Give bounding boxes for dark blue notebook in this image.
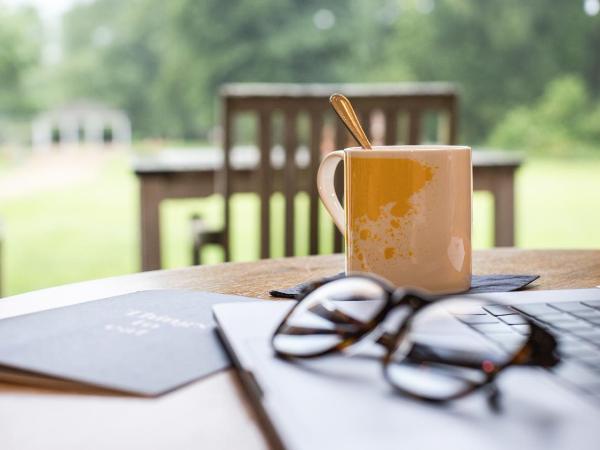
[0,290,255,396]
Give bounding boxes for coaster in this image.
[269,273,540,299]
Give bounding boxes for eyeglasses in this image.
[271,274,560,408]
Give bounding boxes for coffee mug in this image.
[317,145,472,294]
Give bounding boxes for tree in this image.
[52,0,600,144]
[56,0,360,138]
[369,0,598,143]
[0,4,42,117]
[57,0,167,137]
[156,0,358,137]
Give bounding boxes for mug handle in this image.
[317,150,345,234]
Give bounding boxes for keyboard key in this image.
[447,305,487,315]
[563,345,600,359]
[497,336,527,351]
[585,362,600,372]
[551,321,594,332]
[559,339,598,354]
[587,317,600,326]
[513,303,558,316]
[578,354,600,367]
[582,300,600,309]
[582,382,600,396]
[551,328,574,339]
[573,310,600,320]
[499,314,529,325]
[589,392,600,406]
[456,314,498,324]
[556,334,581,343]
[483,305,515,316]
[537,313,579,324]
[549,301,593,313]
[484,332,527,349]
[533,321,557,332]
[471,323,515,334]
[553,361,600,389]
[512,324,531,335]
[573,329,600,342]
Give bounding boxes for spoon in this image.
[329,93,372,150]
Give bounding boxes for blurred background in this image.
[1,0,599,296]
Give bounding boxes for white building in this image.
[31,100,131,151]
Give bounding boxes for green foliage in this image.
[489,76,600,155]
[0,4,42,117]
[53,0,167,136]
[4,0,600,149]
[371,0,599,143]
[54,0,358,138]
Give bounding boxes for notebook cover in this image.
[0,289,256,396]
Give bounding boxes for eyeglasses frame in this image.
[271,273,559,405]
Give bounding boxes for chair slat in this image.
[408,108,422,144]
[448,97,459,145]
[258,109,272,259]
[309,109,323,255]
[384,108,397,145]
[283,109,298,257]
[359,108,371,140]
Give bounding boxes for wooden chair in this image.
[191,82,458,264]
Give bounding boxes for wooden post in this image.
[493,167,516,247]
[140,175,163,271]
[222,98,233,261]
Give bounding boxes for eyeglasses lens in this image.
[272,277,388,357]
[384,297,531,400]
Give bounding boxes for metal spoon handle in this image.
[329,93,372,150]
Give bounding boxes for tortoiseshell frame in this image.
[271,274,560,406]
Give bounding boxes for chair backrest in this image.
[220,82,458,260]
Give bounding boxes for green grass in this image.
[515,159,600,247]
[0,156,138,294]
[1,154,599,296]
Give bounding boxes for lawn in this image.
[0,152,599,296]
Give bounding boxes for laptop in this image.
[214,288,600,450]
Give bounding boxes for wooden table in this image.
[133,148,523,271]
[1,249,599,450]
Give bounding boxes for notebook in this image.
[0,289,255,396]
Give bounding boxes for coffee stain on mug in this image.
[384,247,396,259]
[347,157,435,271]
[349,158,434,222]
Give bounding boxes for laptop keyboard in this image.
[459,299,600,404]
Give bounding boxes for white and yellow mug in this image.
[317,145,472,294]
